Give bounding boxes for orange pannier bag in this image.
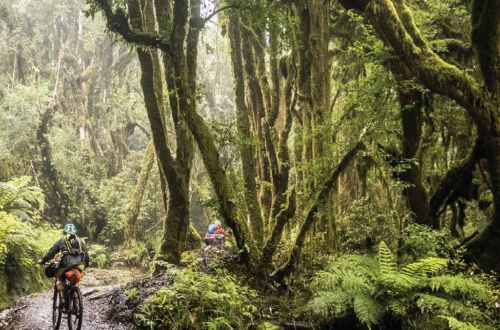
[65,268,83,283]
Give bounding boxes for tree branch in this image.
[271,141,366,283]
[359,0,491,133]
[202,4,245,26]
[429,138,485,227]
[94,0,170,52]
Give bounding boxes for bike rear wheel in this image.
[52,286,62,330]
[67,287,83,330]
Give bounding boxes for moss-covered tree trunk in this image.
[36,106,70,223]
[128,0,192,265]
[228,11,265,244]
[390,61,430,226]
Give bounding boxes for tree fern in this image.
[307,241,496,329]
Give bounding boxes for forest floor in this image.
[0,267,143,330]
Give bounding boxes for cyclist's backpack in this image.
[60,237,85,268]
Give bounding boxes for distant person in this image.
[203,222,230,246]
[39,224,90,295]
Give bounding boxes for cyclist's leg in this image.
[54,267,67,306]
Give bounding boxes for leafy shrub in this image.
[88,244,110,268]
[399,224,459,264]
[337,197,400,254]
[0,177,61,307]
[136,266,257,329]
[118,240,150,267]
[0,211,60,308]
[0,176,43,221]
[306,242,498,329]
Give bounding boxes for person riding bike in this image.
[39,224,90,297]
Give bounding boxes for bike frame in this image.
[52,270,83,330]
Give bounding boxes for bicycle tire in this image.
[67,287,83,330]
[52,286,62,330]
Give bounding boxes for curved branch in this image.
[271,141,366,283]
[429,138,485,227]
[94,0,170,52]
[202,4,245,25]
[361,0,491,133]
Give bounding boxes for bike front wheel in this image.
[52,286,62,330]
[67,287,83,330]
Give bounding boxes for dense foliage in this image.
[307,242,499,329]
[0,178,60,308]
[136,265,257,330]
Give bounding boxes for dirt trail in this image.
[0,268,140,330]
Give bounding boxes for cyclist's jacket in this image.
[41,235,90,269]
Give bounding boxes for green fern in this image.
[341,272,377,296]
[0,177,43,221]
[401,257,448,278]
[353,295,384,329]
[429,275,489,302]
[378,241,397,275]
[440,316,478,330]
[307,241,497,329]
[307,291,352,318]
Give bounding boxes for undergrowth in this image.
[135,264,258,330]
[0,211,60,308]
[0,177,60,308]
[306,241,499,329]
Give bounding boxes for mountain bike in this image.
[48,264,83,330]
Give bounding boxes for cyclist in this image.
[203,222,230,246]
[39,224,90,297]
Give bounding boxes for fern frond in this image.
[380,272,419,294]
[313,271,342,291]
[429,275,489,302]
[378,241,397,275]
[307,291,352,318]
[341,272,377,296]
[326,255,379,279]
[353,295,384,329]
[439,316,478,330]
[415,293,450,314]
[386,298,411,317]
[415,293,485,322]
[401,257,448,278]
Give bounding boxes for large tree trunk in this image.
[391,61,430,226]
[128,0,191,265]
[228,11,265,244]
